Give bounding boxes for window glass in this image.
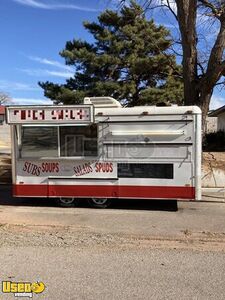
[118,163,173,179]
[60,125,98,157]
[21,126,58,157]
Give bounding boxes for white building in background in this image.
[0,105,11,153]
[208,105,225,132]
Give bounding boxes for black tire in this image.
[166,200,178,211]
[55,197,79,208]
[88,198,111,208]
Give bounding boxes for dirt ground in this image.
[203,152,225,171]
[0,222,225,253]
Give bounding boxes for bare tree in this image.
[119,0,225,132]
[0,92,12,105]
[175,0,225,131]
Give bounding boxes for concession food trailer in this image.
[6,97,202,207]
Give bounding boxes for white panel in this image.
[16,162,193,187]
[101,121,194,143]
[16,159,117,181]
[106,145,190,159]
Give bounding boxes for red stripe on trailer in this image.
[13,184,48,197]
[13,184,195,199]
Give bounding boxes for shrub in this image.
[203,130,225,151]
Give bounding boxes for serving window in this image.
[60,125,97,157]
[21,126,58,158]
[20,124,98,158]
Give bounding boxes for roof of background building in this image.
[208,105,225,117]
[0,106,5,115]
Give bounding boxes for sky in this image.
[0,0,224,109]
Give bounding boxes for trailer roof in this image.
[6,105,201,119]
[95,105,201,115]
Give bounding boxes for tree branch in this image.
[165,0,178,21]
[198,0,225,20]
[202,20,225,89]
[198,0,219,15]
[221,60,225,69]
[215,80,225,86]
[197,61,205,75]
[0,92,11,104]
[170,46,183,57]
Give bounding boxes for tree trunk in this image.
[175,0,199,106]
[199,90,212,134]
[175,1,225,133]
[198,18,225,132]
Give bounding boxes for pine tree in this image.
[39,1,183,106]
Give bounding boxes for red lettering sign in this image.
[7,106,93,124]
[23,162,59,177]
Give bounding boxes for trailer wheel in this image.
[56,197,78,207]
[88,198,111,208]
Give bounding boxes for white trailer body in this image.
[6,98,202,201]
